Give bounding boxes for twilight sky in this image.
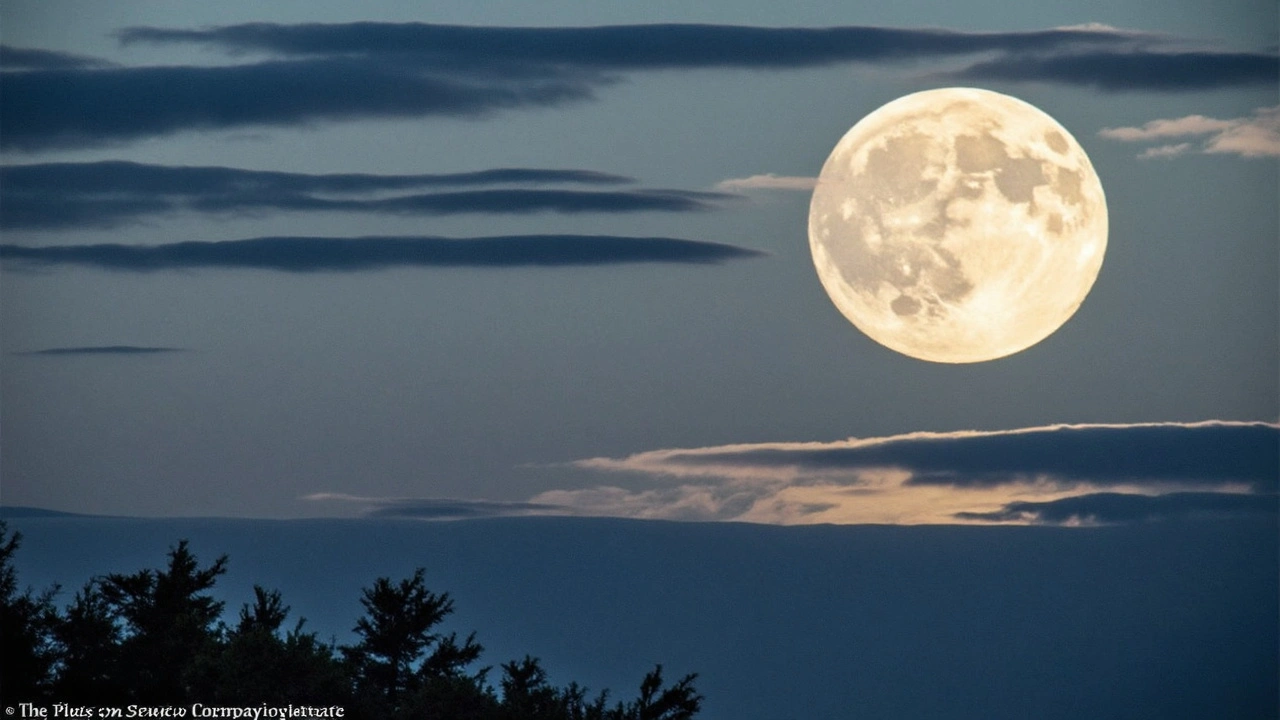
[1,0,1276,524]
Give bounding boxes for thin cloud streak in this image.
[0,162,729,229]
[3,23,1268,150]
[0,234,767,272]
[12,345,184,356]
[1101,106,1280,158]
[714,174,817,192]
[303,493,567,520]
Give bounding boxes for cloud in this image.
[12,345,184,355]
[537,421,1279,525]
[4,22,1263,150]
[0,234,766,272]
[1136,143,1193,159]
[0,161,728,230]
[1100,106,1280,158]
[574,421,1279,491]
[0,57,597,151]
[117,22,1138,68]
[714,174,817,192]
[1099,115,1236,141]
[303,493,566,520]
[955,491,1278,525]
[0,45,112,70]
[951,49,1279,91]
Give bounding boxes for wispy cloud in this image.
[3,23,1268,150]
[303,493,567,520]
[12,345,184,355]
[714,174,817,192]
[1136,143,1194,160]
[1100,106,1280,158]
[0,161,730,230]
[533,421,1278,525]
[0,234,766,272]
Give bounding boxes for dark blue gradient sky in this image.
[0,1,1275,522]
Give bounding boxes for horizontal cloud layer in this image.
[540,421,1279,525]
[4,22,1272,149]
[12,345,184,355]
[576,421,1279,491]
[118,22,1133,68]
[950,49,1278,91]
[0,45,112,70]
[0,234,765,272]
[304,493,566,520]
[955,491,1278,524]
[0,161,727,230]
[1100,105,1280,158]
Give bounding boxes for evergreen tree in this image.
[344,568,488,716]
[52,581,124,703]
[0,522,59,703]
[189,586,350,705]
[0,533,703,719]
[96,540,228,703]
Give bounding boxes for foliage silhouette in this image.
[0,522,702,719]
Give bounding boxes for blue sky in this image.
[1,0,1276,522]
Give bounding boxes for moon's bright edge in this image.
[808,87,1107,363]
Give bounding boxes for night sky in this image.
[1,1,1276,524]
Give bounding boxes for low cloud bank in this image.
[305,421,1278,527]
[546,421,1278,525]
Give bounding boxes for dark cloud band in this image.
[0,45,112,70]
[952,50,1279,91]
[0,234,765,272]
[304,493,566,520]
[13,345,183,356]
[956,491,1279,525]
[4,23,1270,150]
[677,422,1279,491]
[117,23,1133,69]
[0,161,724,230]
[0,57,594,151]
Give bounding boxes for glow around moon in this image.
[808,87,1107,363]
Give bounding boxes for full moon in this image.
[808,87,1107,363]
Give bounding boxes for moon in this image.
[808,87,1107,363]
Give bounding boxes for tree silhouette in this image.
[52,581,124,703]
[0,531,702,718]
[96,540,228,702]
[190,586,350,704]
[0,522,59,703]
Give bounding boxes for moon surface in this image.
[808,87,1107,363]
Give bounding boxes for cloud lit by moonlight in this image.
[809,87,1108,363]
